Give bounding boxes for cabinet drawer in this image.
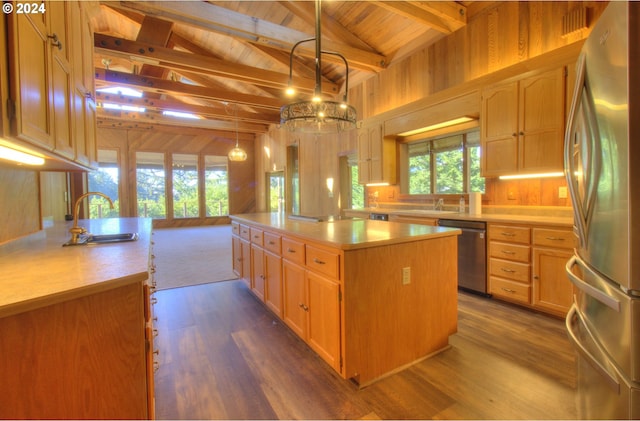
[490,276,531,304]
[239,224,251,241]
[250,227,264,246]
[263,232,281,255]
[231,221,240,236]
[490,241,530,263]
[488,225,530,244]
[489,258,530,283]
[282,237,305,265]
[533,228,574,249]
[306,245,340,280]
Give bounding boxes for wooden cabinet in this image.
[389,214,438,226]
[488,222,574,317]
[532,228,575,315]
[251,244,265,300]
[6,0,97,169]
[481,68,565,177]
[357,121,396,185]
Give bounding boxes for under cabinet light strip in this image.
[0,142,45,166]
[498,172,564,180]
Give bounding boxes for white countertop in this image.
[0,218,152,318]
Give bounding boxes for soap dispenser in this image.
[459,196,465,213]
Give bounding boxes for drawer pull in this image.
[253,235,260,239]
[299,303,309,311]
[501,250,516,255]
[501,267,516,273]
[501,287,516,293]
[313,258,326,265]
[500,232,516,237]
[545,236,565,241]
[287,248,296,253]
[268,241,276,245]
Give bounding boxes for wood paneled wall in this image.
[97,126,256,228]
[256,1,606,214]
[0,165,40,244]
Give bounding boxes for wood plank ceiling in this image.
[91,1,479,136]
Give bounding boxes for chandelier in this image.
[227,103,247,162]
[280,0,357,133]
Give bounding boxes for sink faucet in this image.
[434,198,444,211]
[68,192,114,245]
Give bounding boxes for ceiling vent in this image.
[562,7,589,37]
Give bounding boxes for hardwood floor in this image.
[154,281,577,420]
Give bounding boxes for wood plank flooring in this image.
[153,281,577,420]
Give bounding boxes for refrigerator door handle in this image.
[566,255,621,311]
[566,305,620,393]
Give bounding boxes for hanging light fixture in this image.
[280,0,357,133]
[228,103,247,162]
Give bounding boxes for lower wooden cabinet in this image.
[306,271,341,372]
[488,222,575,317]
[282,259,307,338]
[264,250,283,317]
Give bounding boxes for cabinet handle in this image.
[501,287,516,293]
[287,248,296,253]
[545,236,565,241]
[501,250,516,255]
[268,241,275,245]
[533,275,539,280]
[512,132,517,137]
[47,34,63,50]
[298,303,309,311]
[519,131,524,136]
[500,232,516,237]
[253,235,260,239]
[501,267,516,273]
[313,258,326,265]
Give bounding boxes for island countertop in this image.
[230,212,461,250]
[0,217,152,318]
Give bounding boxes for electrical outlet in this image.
[402,267,411,285]
[507,189,516,200]
[559,186,568,199]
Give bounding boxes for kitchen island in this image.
[230,213,460,387]
[0,218,155,419]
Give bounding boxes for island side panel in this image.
[343,235,458,386]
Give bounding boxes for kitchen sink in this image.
[63,232,139,246]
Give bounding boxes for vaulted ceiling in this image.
[91,1,490,135]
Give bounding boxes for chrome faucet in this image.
[434,198,444,211]
[68,192,114,245]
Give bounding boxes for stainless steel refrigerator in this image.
[564,1,640,419]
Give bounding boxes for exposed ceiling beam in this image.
[95,92,279,125]
[375,1,467,34]
[111,1,388,71]
[95,33,340,96]
[94,68,284,110]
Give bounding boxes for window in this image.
[403,130,484,195]
[172,154,199,218]
[136,152,166,218]
[204,155,229,216]
[88,149,120,218]
[350,160,364,209]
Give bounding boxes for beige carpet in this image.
[152,225,237,290]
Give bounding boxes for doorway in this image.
[267,171,285,213]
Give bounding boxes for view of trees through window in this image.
[172,154,199,218]
[205,155,229,217]
[407,130,484,195]
[88,149,120,218]
[350,164,364,208]
[136,152,167,218]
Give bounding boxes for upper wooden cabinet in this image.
[357,122,396,185]
[6,0,97,169]
[481,68,565,177]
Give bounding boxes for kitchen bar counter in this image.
[230,212,460,250]
[0,217,152,318]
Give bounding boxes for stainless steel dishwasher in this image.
[437,219,488,296]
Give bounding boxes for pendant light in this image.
[228,103,247,162]
[280,0,357,133]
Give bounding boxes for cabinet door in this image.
[518,68,565,173]
[306,271,341,372]
[48,1,73,159]
[232,236,242,277]
[240,239,251,289]
[357,127,372,184]
[9,10,53,148]
[282,260,307,338]
[532,247,573,315]
[481,81,518,177]
[265,251,283,318]
[367,125,384,182]
[251,245,265,301]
